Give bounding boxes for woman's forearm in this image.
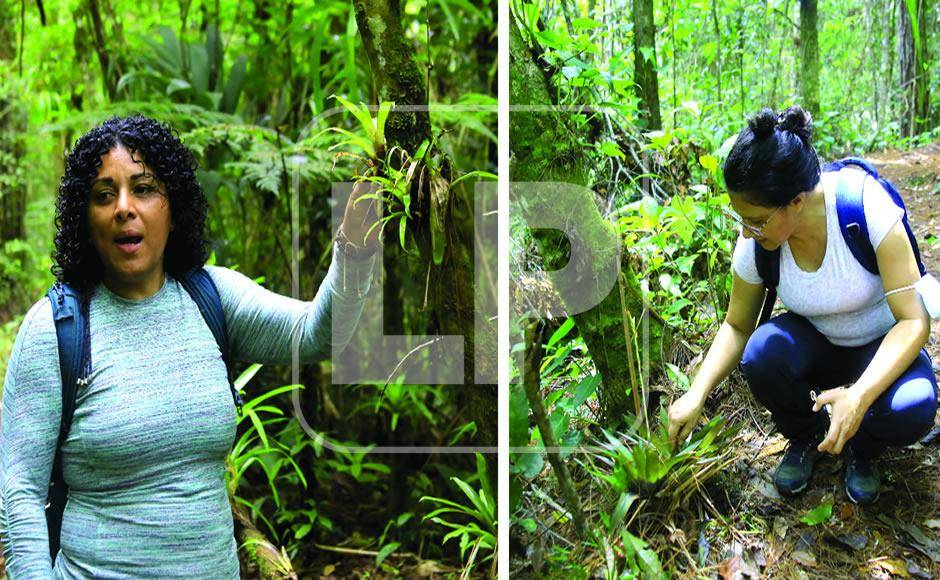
[207,244,375,365]
[689,320,752,401]
[849,317,930,408]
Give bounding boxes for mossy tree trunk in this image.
[353,0,432,154]
[899,0,930,136]
[0,0,26,244]
[510,19,671,425]
[798,0,820,117]
[632,0,662,130]
[353,0,496,469]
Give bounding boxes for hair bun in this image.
[776,105,813,142]
[748,107,778,139]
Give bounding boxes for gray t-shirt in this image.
[732,167,904,347]
[0,246,374,578]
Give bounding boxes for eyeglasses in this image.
[722,205,783,237]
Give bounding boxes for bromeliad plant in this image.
[319,95,496,261]
[579,410,737,579]
[587,408,739,516]
[420,453,497,577]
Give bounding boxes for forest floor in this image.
[692,143,940,579]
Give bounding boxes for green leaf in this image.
[622,531,666,579]
[570,374,599,407]
[221,55,247,114]
[610,492,637,532]
[321,127,375,158]
[572,17,604,30]
[450,170,497,187]
[375,541,400,568]
[519,518,537,533]
[166,78,192,97]
[294,523,312,539]
[398,216,408,250]
[243,384,303,412]
[375,100,394,147]
[512,450,543,479]
[333,94,376,143]
[245,409,269,449]
[665,363,690,391]
[234,364,263,392]
[699,154,718,174]
[546,318,575,348]
[509,383,530,447]
[189,44,210,94]
[599,140,626,159]
[801,502,833,526]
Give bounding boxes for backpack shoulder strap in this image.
[828,157,927,277]
[832,165,880,276]
[753,244,780,325]
[45,282,90,562]
[177,268,243,412]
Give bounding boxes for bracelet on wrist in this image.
[335,225,378,260]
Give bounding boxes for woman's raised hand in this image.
[667,389,706,450]
[340,180,381,250]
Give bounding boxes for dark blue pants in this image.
[741,312,938,459]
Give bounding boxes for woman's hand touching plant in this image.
[339,179,381,251]
[667,389,707,450]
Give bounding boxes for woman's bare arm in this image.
[668,271,764,447]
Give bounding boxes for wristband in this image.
[335,225,378,260]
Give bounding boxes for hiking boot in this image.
[774,434,822,497]
[843,443,881,505]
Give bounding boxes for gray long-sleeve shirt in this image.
[0,246,374,578]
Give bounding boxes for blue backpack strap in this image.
[829,157,926,277]
[754,244,780,325]
[833,167,879,276]
[177,268,243,413]
[45,282,91,563]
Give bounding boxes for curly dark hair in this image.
[53,115,210,289]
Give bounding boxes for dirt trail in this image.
[869,144,940,368]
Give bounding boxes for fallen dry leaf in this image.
[791,550,817,568]
[839,503,855,520]
[758,437,788,458]
[717,556,741,580]
[866,557,910,578]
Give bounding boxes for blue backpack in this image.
[755,157,927,325]
[44,269,243,563]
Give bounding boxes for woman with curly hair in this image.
[666,106,937,505]
[0,115,378,576]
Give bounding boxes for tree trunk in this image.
[710,0,722,112]
[353,0,497,466]
[798,0,819,116]
[0,0,15,61]
[352,0,431,154]
[86,0,117,100]
[899,0,930,136]
[632,0,662,130]
[0,1,26,243]
[523,320,588,538]
[510,19,672,424]
[229,474,298,579]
